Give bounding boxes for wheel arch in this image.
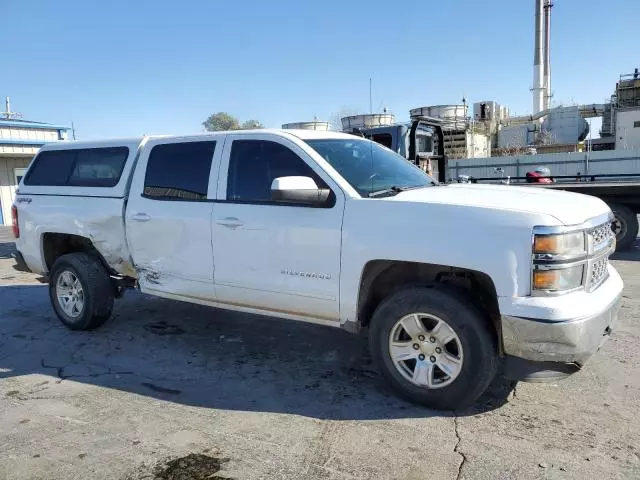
[356,260,502,345]
[41,232,112,275]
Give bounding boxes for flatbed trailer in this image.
[463,173,640,251]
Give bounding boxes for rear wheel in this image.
[369,286,497,410]
[609,202,638,251]
[49,253,114,330]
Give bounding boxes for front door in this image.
[126,138,222,300]
[212,134,344,322]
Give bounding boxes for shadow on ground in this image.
[0,284,515,420]
[0,241,16,260]
[0,226,17,259]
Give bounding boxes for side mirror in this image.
[271,176,331,206]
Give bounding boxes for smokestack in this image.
[532,0,545,115]
[543,1,553,110]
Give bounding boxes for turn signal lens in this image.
[533,265,584,292]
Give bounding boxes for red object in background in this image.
[526,171,552,184]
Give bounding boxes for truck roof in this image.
[37,129,358,152]
[39,137,152,151]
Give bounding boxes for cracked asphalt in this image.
[1,226,639,479]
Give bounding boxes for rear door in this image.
[126,137,223,300]
[212,133,344,322]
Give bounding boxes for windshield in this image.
[305,138,437,197]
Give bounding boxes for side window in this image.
[68,148,129,187]
[227,140,325,203]
[24,147,129,187]
[416,135,433,154]
[144,141,216,201]
[371,133,393,149]
[24,150,77,186]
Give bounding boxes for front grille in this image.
[589,222,614,251]
[588,256,610,291]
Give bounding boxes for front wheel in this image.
[49,253,114,330]
[369,286,498,410]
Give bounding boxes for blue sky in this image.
[3,0,638,139]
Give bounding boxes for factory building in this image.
[409,104,493,160]
[0,98,70,225]
[596,70,640,151]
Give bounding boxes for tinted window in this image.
[24,147,129,187]
[144,141,216,201]
[227,140,324,202]
[68,148,130,186]
[416,135,433,154]
[24,150,76,186]
[370,133,393,149]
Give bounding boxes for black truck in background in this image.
[345,116,447,182]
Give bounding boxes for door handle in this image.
[130,213,151,222]
[216,217,243,229]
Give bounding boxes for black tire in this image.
[369,286,498,410]
[49,252,114,330]
[609,202,638,251]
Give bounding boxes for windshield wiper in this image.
[367,185,429,198]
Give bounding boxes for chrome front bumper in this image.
[501,292,621,365]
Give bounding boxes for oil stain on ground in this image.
[154,453,230,480]
[126,453,231,480]
[144,321,186,336]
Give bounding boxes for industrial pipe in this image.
[532,0,545,115]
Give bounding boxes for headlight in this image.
[532,264,584,292]
[532,230,587,295]
[533,231,586,257]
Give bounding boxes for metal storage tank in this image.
[410,105,468,131]
[541,106,589,144]
[281,121,330,131]
[341,113,395,131]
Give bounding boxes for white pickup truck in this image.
[12,129,622,409]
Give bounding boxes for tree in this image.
[202,112,240,131]
[202,112,264,131]
[240,119,264,129]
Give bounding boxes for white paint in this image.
[13,130,622,338]
[615,109,640,150]
[213,132,344,321]
[388,183,609,226]
[125,135,222,300]
[271,176,318,191]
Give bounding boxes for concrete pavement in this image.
[1,228,638,479]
